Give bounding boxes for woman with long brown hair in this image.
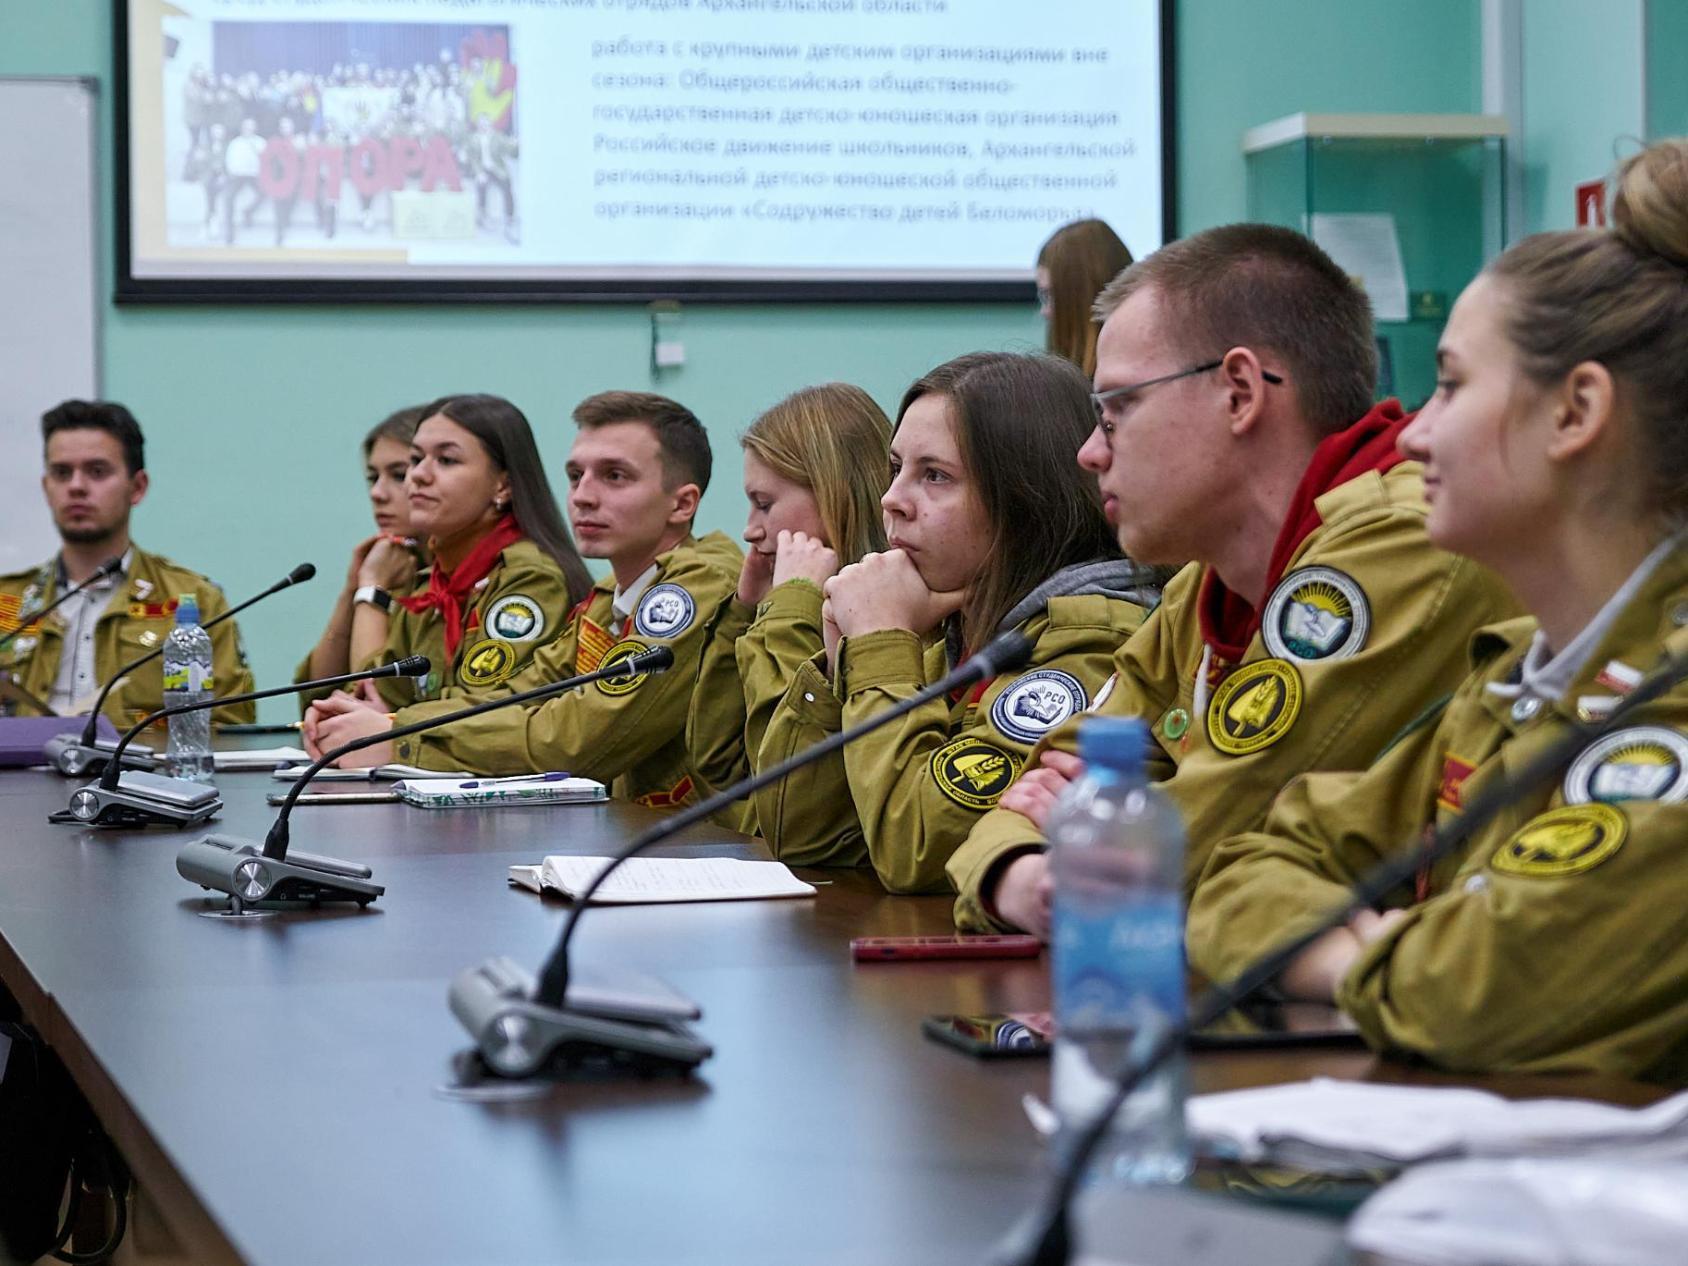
[302,394,593,743]
[1039,218,1134,378]
[754,351,1165,890]
[687,383,891,823]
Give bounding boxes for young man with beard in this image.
[0,400,254,725]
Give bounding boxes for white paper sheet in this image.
[529,855,817,904]
[1309,212,1409,321]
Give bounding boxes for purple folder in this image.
[0,715,120,767]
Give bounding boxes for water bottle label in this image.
[163,665,212,693]
[1053,892,1185,1031]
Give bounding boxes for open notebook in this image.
[509,855,816,904]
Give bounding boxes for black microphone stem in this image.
[96,659,427,790]
[77,564,315,745]
[0,556,122,652]
[264,650,673,862]
[993,644,1688,1266]
[532,629,1035,1009]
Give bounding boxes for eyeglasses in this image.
[1089,360,1284,422]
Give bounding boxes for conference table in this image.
[0,746,1667,1265]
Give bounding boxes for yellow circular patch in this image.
[1207,658,1303,756]
[930,736,1021,811]
[1491,803,1628,878]
[596,639,652,696]
[459,638,518,688]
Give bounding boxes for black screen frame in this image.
[113,0,1177,306]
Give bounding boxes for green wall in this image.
[2,0,1483,718]
[1176,0,1481,233]
[1521,0,1645,232]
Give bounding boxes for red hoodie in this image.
[1197,400,1412,664]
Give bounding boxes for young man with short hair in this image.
[947,224,1522,934]
[0,400,255,724]
[308,391,742,806]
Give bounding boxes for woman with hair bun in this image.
[1188,138,1688,1083]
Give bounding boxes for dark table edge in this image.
[1,926,245,1265]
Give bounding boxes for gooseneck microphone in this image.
[448,628,1036,1080]
[176,645,676,913]
[50,656,431,830]
[988,643,1688,1266]
[44,562,317,777]
[0,556,124,653]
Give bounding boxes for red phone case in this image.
[850,935,1043,961]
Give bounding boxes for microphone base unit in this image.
[45,734,158,778]
[449,956,712,1080]
[177,834,385,909]
[50,771,221,829]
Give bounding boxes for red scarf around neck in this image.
[397,514,524,660]
[1198,400,1411,662]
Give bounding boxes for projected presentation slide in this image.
[119,0,1170,299]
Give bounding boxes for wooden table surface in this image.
[0,751,1666,1265]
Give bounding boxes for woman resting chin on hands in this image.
[753,351,1163,894]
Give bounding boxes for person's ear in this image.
[492,473,512,513]
[1217,347,1272,437]
[1546,361,1616,462]
[668,482,701,526]
[129,469,150,507]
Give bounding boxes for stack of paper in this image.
[509,855,816,904]
[396,774,605,809]
[1350,1157,1688,1265]
[1188,1078,1688,1173]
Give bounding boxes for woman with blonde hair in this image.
[1038,218,1134,377]
[1189,138,1688,1083]
[687,382,892,820]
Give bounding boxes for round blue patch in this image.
[634,583,696,639]
[989,669,1087,745]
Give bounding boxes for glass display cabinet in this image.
[1243,113,1509,409]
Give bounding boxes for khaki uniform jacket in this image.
[392,532,743,806]
[685,579,828,835]
[948,463,1523,931]
[0,545,255,726]
[349,539,575,711]
[754,592,1149,893]
[1187,546,1688,1084]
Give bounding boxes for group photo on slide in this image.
[161,19,520,251]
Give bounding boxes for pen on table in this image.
[460,772,574,789]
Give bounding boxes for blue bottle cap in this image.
[174,594,200,626]
[1077,715,1149,772]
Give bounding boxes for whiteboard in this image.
[0,77,100,572]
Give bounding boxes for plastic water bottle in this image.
[162,594,215,783]
[1047,716,1191,1185]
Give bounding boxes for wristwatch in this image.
[353,585,393,612]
